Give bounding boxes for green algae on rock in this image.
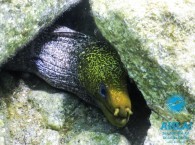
[0,0,81,67]
[90,0,195,144]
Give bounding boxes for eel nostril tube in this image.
[126,108,133,116]
[114,108,120,116]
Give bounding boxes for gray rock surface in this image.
[90,0,195,144]
[0,0,81,67]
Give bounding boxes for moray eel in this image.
[6,27,133,127]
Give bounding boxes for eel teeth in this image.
[114,108,120,116]
[126,108,133,115]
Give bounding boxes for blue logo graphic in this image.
[161,94,192,144]
[166,95,185,113]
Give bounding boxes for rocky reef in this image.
[0,0,194,144]
[0,0,81,67]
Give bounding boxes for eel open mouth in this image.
[97,101,133,127]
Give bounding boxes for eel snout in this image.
[114,107,133,118]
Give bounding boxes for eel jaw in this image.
[114,108,132,117]
[97,102,133,127]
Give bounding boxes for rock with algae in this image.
[0,72,130,145]
[0,0,81,67]
[90,0,195,144]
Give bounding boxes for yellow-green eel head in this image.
[78,43,133,127]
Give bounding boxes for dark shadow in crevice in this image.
[0,71,19,97]
[118,79,151,145]
[3,0,151,144]
[50,0,104,39]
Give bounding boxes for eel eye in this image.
[99,83,107,98]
